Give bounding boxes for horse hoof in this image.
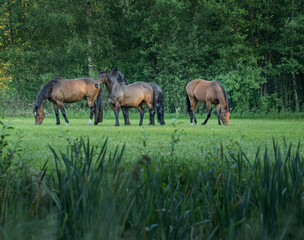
[190,123,193,125]
[65,123,69,126]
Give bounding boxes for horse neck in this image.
[35,90,48,110]
[35,78,59,109]
[105,76,117,93]
[220,101,229,113]
[216,86,229,112]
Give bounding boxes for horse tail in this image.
[186,92,191,115]
[94,86,103,124]
[159,88,165,125]
[152,86,156,110]
[148,83,156,109]
[148,82,159,121]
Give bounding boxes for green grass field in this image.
[1,113,304,239]
[2,113,304,170]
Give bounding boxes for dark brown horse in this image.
[186,79,230,125]
[98,70,155,126]
[110,68,165,125]
[33,77,103,125]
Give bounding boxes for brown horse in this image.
[186,79,230,125]
[110,68,165,125]
[98,70,155,126]
[33,77,103,125]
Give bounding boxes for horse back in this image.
[51,78,98,103]
[187,79,219,103]
[125,82,153,95]
[120,82,153,106]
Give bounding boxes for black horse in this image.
[111,68,165,125]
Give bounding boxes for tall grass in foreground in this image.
[0,121,303,239]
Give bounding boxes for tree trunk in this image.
[283,78,287,109]
[291,0,299,111]
[292,73,299,111]
[8,1,15,45]
[87,0,92,74]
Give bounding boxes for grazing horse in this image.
[33,77,103,125]
[98,70,155,126]
[186,79,230,125]
[111,68,165,125]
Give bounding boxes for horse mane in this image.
[111,68,129,85]
[216,81,229,111]
[34,77,61,109]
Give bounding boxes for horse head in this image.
[220,109,230,125]
[98,70,109,84]
[33,106,45,125]
[111,68,129,85]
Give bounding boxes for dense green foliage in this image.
[1,0,304,113]
[0,120,304,239]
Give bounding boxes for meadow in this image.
[1,113,304,239]
[3,113,304,169]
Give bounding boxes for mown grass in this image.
[2,113,304,170]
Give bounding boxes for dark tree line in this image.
[1,0,304,113]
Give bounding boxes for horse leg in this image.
[159,104,165,125]
[149,109,155,125]
[202,102,212,125]
[138,103,145,126]
[146,102,155,126]
[113,104,120,126]
[190,98,198,125]
[53,104,60,125]
[149,105,154,125]
[59,106,69,126]
[155,102,161,123]
[87,100,95,125]
[216,104,222,125]
[122,106,131,125]
[148,106,155,125]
